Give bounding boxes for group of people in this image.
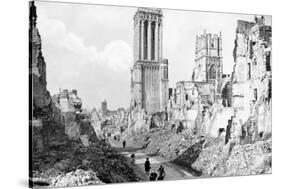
[123,140,166,181]
[144,157,166,181]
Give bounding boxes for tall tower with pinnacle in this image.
[131,8,169,113]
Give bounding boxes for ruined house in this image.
[51,89,84,140]
[231,16,271,142]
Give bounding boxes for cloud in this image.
[37,6,132,109]
[100,40,133,71]
[38,9,132,71]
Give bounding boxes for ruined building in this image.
[52,89,82,114]
[231,16,272,141]
[131,8,169,113]
[29,1,51,119]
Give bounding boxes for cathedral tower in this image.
[131,8,168,113]
[192,31,223,83]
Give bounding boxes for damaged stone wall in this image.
[29,1,51,119]
[89,108,102,137]
[99,107,129,138]
[232,16,272,141]
[127,106,149,135]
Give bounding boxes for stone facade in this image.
[131,8,169,113]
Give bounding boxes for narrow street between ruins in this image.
[109,138,194,181]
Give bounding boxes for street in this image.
[109,138,194,181]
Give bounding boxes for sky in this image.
[35,1,271,110]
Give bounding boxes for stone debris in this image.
[31,169,103,188]
[31,139,139,187]
[80,134,90,147]
[192,139,272,176]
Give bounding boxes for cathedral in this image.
[131,8,169,113]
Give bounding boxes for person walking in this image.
[144,157,151,175]
[122,140,126,148]
[130,153,135,164]
[157,164,166,180]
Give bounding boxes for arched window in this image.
[144,20,148,59]
[209,65,216,80]
[151,21,155,60]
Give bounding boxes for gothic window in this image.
[209,65,216,80]
[139,21,142,59]
[151,21,155,60]
[185,94,188,101]
[144,20,148,59]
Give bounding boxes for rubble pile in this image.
[32,169,103,187]
[130,125,202,161]
[32,132,139,187]
[192,139,272,176]
[31,94,139,187]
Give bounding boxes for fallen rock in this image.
[51,169,104,187]
[192,139,272,177]
[80,134,90,147]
